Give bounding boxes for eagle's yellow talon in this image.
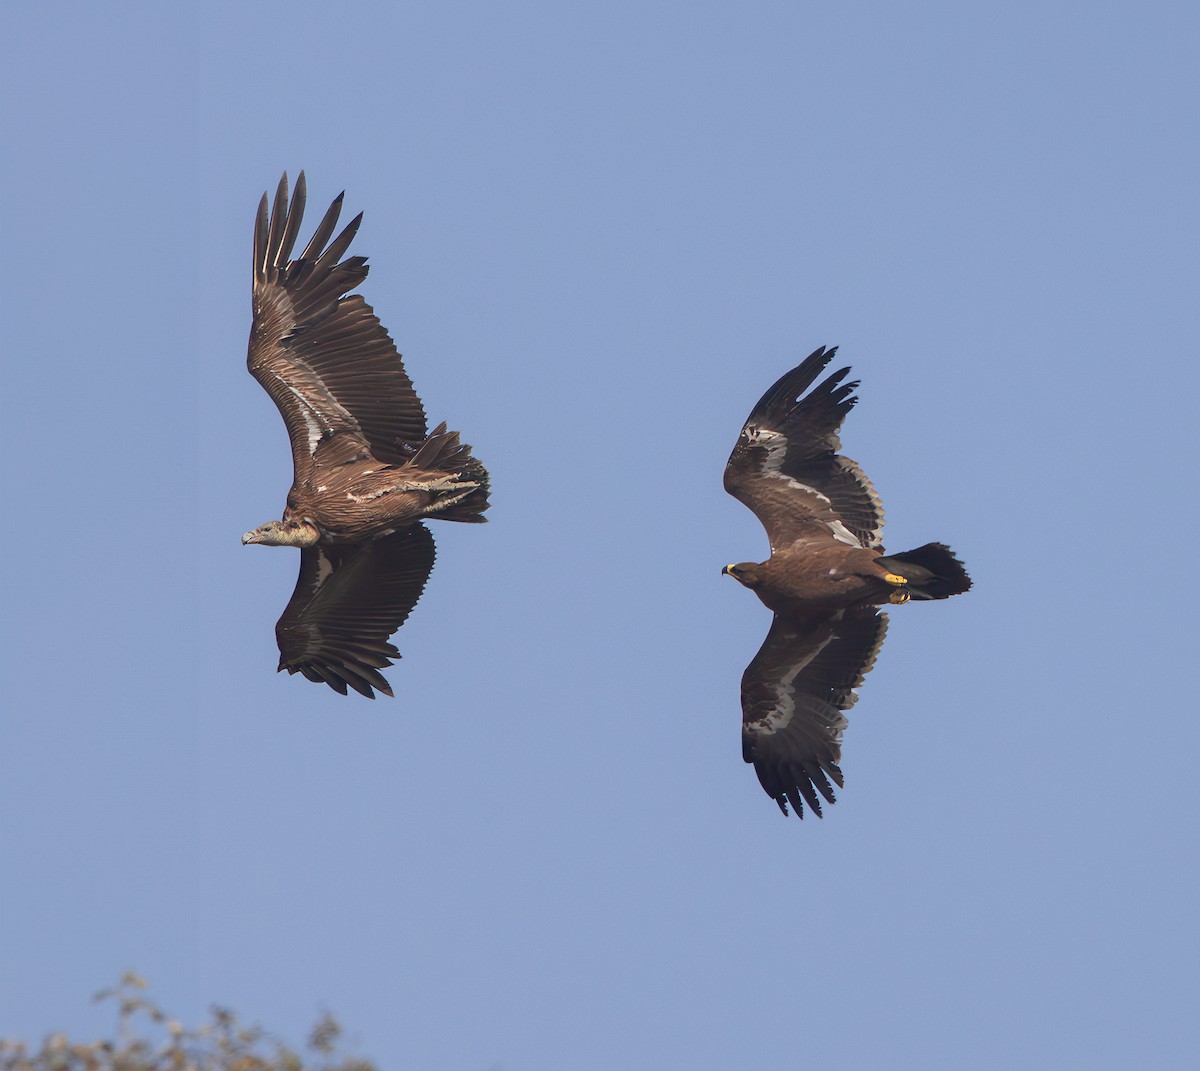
[884,572,908,586]
[889,588,911,605]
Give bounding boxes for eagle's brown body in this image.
[726,542,907,616]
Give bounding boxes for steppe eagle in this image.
[724,346,970,817]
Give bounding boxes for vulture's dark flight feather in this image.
[724,346,970,816]
[242,173,489,697]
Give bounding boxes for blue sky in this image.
[2,1,1197,1068]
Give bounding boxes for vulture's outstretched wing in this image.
[248,172,427,477]
[741,607,888,818]
[275,524,436,698]
[723,346,885,553]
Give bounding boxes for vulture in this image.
[242,172,489,698]
[723,346,970,817]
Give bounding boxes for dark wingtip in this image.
[751,345,842,419]
[296,187,348,262]
[316,211,363,267]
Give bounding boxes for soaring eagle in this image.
[723,346,970,817]
[242,173,489,698]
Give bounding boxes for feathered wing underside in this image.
[248,172,428,478]
[741,607,888,818]
[724,346,885,552]
[275,524,436,698]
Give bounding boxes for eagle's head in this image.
[722,562,764,589]
[242,519,320,547]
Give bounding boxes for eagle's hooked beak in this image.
[242,530,260,545]
[722,564,736,577]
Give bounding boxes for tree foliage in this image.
[0,974,376,1071]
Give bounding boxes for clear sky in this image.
[2,2,1197,1068]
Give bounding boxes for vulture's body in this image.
[723,346,970,818]
[242,173,489,698]
[276,424,487,543]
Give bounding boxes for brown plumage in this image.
[738,606,887,819]
[242,173,490,698]
[724,346,970,817]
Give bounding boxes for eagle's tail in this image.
[875,542,971,600]
[404,423,491,523]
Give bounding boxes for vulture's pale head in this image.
[242,520,320,547]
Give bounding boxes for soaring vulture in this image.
[242,173,489,698]
[723,346,970,817]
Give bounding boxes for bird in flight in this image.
[242,173,489,698]
[723,346,970,817]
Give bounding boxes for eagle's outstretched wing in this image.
[248,172,427,479]
[723,346,885,553]
[275,524,436,698]
[741,607,888,818]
